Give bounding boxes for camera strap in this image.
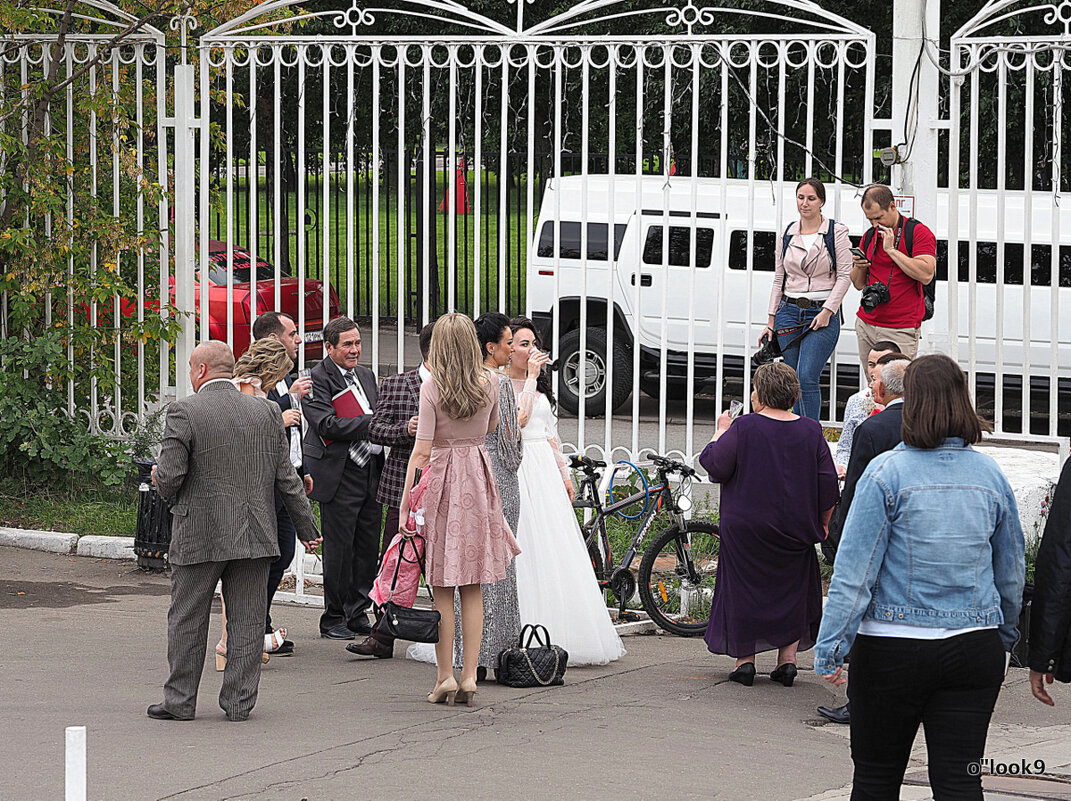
[862,217,905,293]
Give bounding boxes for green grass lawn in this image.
[0,483,138,538]
[206,167,535,317]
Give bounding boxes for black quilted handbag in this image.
[496,624,568,687]
[375,535,441,644]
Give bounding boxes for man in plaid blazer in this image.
[346,322,434,659]
[148,341,320,722]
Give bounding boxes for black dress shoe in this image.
[817,703,850,724]
[770,663,798,687]
[147,704,191,721]
[349,619,373,636]
[346,637,393,659]
[728,663,756,686]
[321,624,357,640]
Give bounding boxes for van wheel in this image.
[557,328,632,417]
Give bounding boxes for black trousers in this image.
[265,492,297,634]
[319,461,382,633]
[847,630,1005,801]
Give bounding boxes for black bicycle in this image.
[570,453,719,637]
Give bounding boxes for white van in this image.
[527,175,1071,420]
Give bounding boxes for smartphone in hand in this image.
[850,246,868,261]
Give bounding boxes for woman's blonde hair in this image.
[428,313,488,420]
[234,338,292,389]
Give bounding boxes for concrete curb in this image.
[0,527,78,554]
[75,535,136,560]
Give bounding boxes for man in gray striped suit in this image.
[148,341,321,722]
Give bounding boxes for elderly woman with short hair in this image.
[699,362,840,686]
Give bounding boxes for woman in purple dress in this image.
[699,362,839,687]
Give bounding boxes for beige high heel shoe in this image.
[453,678,478,708]
[427,677,458,704]
[215,644,269,671]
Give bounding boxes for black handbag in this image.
[496,624,568,687]
[374,535,441,644]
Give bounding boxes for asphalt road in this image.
[4,546,1071,801]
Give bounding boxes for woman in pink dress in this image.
[398,313,521,707]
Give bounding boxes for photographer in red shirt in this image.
[851,185,937,367]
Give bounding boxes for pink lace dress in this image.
[415,376,521,587]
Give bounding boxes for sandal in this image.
[215,642,270,670]
[264,628,288,653]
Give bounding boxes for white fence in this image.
[5,0,1070,462]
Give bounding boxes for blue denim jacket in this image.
[814,438,1025,676]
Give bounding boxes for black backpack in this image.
[860,218,936,322]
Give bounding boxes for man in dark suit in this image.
[1028,458,1071,706]
[148,341,320,722]
[347,322,434,659]
[252,311,314,655]
[817,352,910,725]
[302,317,385,640]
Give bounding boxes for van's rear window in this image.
[537,222,627,261]
[642,226,714,268]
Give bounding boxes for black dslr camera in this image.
[751,331,783,368]
[859,281,891,313]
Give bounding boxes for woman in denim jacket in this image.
[813,354,1024,801]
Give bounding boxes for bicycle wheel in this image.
[637,521,719,637]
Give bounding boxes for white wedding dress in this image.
[511,384,625,666]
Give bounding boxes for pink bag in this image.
[369,471,430,608]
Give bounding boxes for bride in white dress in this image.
[505,318,625,666]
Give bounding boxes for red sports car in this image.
[199,240,341,360]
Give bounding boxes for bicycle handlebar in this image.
[645,453,697,477]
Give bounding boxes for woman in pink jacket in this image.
[758,177,853,420]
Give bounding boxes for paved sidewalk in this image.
[3,545,1071,801]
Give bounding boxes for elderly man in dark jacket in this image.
[1028,459,1071,705]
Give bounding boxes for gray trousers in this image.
[164,558,272,720]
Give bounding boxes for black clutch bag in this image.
[497,624,568,687]
[374,535,441,644]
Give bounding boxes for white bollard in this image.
[65,726,86,801]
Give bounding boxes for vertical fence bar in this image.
[473,47,483,320]
[657,49,671,457]
[604,46,617,450]
[630,48,644,458]
[225,52,235,351]
[967,52,979,401]
[422,49,432,325]
[715,50,729,427]
[135,46,145,417]
[199,45,210,342]
[393,53,405,367]
[578,46,589,450]
[345,45,355,324]
[248,46,259,331]
[297,47,307,363]
[685,44,700,461]
[1023,60,1034,434]
[1050,58,1062,438]
[447,50,458,312]
[273,48,282,310]
[995,57,1007,433]
[321,46,331,347]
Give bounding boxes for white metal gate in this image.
[948,0,1071,442]
[182,0,876,464]
[2,0,170,438]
